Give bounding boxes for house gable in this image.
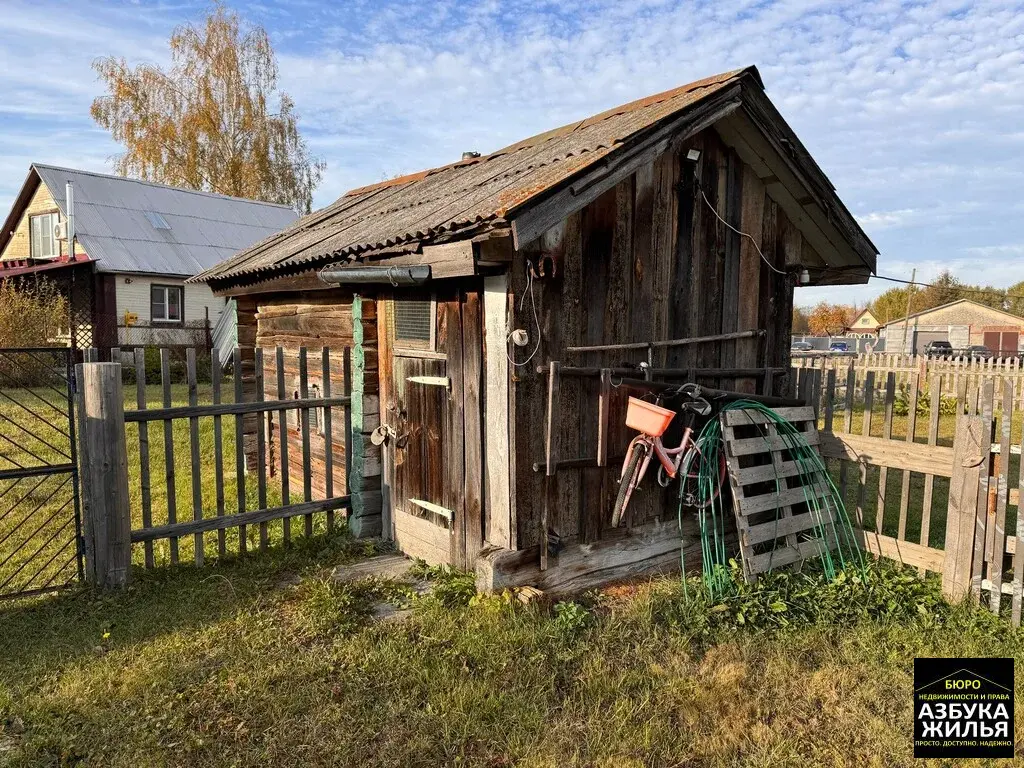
[882,299,1024,329]
[0,170,68,262]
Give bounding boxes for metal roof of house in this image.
[1,165,298,276]
[879,299,1024,328]
[198,68,758,285]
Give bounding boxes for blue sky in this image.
[1,0,1023,307]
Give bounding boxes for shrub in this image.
[892,384,959,417]
[0,279,69,386]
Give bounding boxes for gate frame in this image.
[0,346,84,600]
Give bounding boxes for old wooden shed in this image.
[196,66,877,592]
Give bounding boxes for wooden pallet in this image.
[721,406,845,582]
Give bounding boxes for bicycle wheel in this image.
[612,441,648,528]
[679,442,727,509]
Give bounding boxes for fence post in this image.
[347,296,383,538]
[942,414,987,601]
[76,362,131,589]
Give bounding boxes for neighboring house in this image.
[845,307,880,338]
[197,66,877,591]
[879,299,1024,355]
[0,164,297,353]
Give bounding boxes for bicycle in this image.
[611,383,726,528]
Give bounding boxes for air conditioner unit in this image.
[53,222,68,241]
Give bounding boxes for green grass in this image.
[1,543,1022,767]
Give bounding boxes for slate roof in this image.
[1,165,298,276]
[197,68,757,285]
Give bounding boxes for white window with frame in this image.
[29,212,59,259]
[151,285,183,323]
[392,297,435,352]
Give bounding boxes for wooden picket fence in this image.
[75,345,362,585]
[793,364,1024,624]
[795,352,1024,409]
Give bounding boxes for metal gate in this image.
[0,348,83,599]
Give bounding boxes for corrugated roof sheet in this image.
[198,67,755,285]
[32,165,298,276]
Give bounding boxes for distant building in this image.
[0,164,297,353]
[879,299,1024,355]
[845,307,880,338]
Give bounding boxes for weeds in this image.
[1,549,1021,767]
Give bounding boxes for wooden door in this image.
[379,294,456,564]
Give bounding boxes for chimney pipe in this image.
[66,181,75,261]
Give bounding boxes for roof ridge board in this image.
[33,163,295,210]
[74,231,253,249]
[349,120,623,230]
[67,198,293,230]
[338,81,709,199]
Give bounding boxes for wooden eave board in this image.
[713,110,869,278]
[722,405,844,581]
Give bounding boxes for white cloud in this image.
[0,0,1022,312]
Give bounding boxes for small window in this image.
[151,285,183,323]
[393,299,434,350]
[144,211,171,230]
[30,212,59,258]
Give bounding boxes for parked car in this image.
[924,340,953,359]
[790,341,813,352]
[965,345,993,360]
[828,341,850,353]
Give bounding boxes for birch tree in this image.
[91,3,323,213]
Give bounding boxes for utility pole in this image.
[902,268,916,354]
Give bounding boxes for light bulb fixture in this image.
[799,269,811,285]
[686,148,701,163]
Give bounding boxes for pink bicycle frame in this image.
[622,423,697,483]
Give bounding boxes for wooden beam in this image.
[818,432,955,477]
[77,363,131,589]
[942,415,987,601]
[510,93,742,249]
[132,497,352,543]
[124,396,351,422]
[483,274,513,548]
[476,519,735,596]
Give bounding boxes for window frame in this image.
[391,295,437,353]
[29,211,60,259]
[150,284,184,325]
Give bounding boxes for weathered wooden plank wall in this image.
[511,126,802,549]
[250,292,382,535]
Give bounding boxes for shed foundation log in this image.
[476,517,733,596]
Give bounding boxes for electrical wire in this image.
[506,261,542,368]
[695,178,1024,302]
[696,181,787,276]
[867,273,1024,301]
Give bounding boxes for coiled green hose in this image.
[678,400,865,599]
